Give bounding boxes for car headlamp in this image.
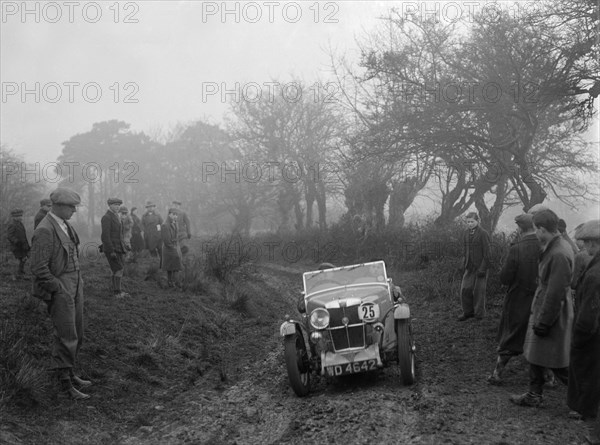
[309,308,330,330]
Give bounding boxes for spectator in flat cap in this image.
[142,201,163,261]
[558,218,579,255]
[161,208,183,288]
[458,212,491,321]
[129,207,144,263]
[527,203,550,215]
[6,208,30,280]
[488,213,540,385]
[101,198,129,298]
[34,198,52,229]
[510,209,574,408]
[171,200,192,257]
[30,187,91,400]
[568,220,600,444]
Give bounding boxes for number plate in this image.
[358,303,379,321]
[325,359,378,377]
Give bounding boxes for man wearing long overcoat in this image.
[141,202,163,258]
[161,208,182,287]
[568,220,600,444]
[510,209,574,407]
[7,208,30,279]
[171,200,192,255]
[488,213,540,384]
[30,187,91,399]
[458,212,491,321]
[101,198,128,298]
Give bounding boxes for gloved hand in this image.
[533,323,551,337]
[476,270,486,278]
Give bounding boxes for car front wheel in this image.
[284,333,310,396]
[396,319,415,385]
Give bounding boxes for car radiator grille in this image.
[328,306,365,351]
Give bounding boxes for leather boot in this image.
[60,378,90,400]
[487,356,509,385]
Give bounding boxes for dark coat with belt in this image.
[101,210,126,255]
[30,214,81,301]
[161,220,182,271]
[7,219,30,259]
[496,233,540,354]
[142,211,163,251]
[463,225,491,273]
[523,235,574,368]
[568,251,600,418]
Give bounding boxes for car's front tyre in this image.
[396,319,416,385]
[284,333,311,396]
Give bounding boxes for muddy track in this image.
[121,263,587,445]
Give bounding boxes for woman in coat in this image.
[567,220,600,444]
[161,208,183,287]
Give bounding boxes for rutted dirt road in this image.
[120,262,587,445]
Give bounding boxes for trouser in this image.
[529,363,568,395]
[47,271,84,372]
[460,270,488,318]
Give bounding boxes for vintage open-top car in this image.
[280,261,416,396]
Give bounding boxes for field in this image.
[0,243,588,445]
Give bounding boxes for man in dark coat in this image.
[141,201,163,259]
[129,207,144,262]
[171,200,192,256]
[567,220,600,444]
[161,208,182,287]
[30,187,91,399]
[34,198,52,229]
[488,213,540,384]
[101,198,129,298]
[458,212,491,321]
[510,209,574,407]
[7,208,30,280]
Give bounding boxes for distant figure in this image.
[161,208,183,288]
[171,200,192,256]
[142,201,163,259]
[101,198,129,298]
[572,225,593,291]
[119,206,133,252]
[34,198,52,229]
[488,213,540,384]
[567,220,600,444]
[458,212,490,321]
[558,218,579,255]
[510,209,574,408]
[30,187,91,400]
[7,208,30,280]
[129,207,144,262]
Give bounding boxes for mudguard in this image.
[280,321,298,337]
[394,303,410,319]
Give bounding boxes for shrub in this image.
[0,320,48,409]
[202,234,253,282]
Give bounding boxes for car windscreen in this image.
[303,261,388,295]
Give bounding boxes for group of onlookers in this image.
[4,187,195,399]
[458,206,599,444]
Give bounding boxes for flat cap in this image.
[145,201,155,208]
[40,198,52,206]
[527,203,550,215]
[10,208,23,217]
[574,220,600,240]
[558,219,567,231]
[515,213,533,225]
[167,207,178,214]
[50,187,81,206]
[119,206,129,214]
[172,200,182,206]
[131,207,137,212]
[107,197,123,205]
